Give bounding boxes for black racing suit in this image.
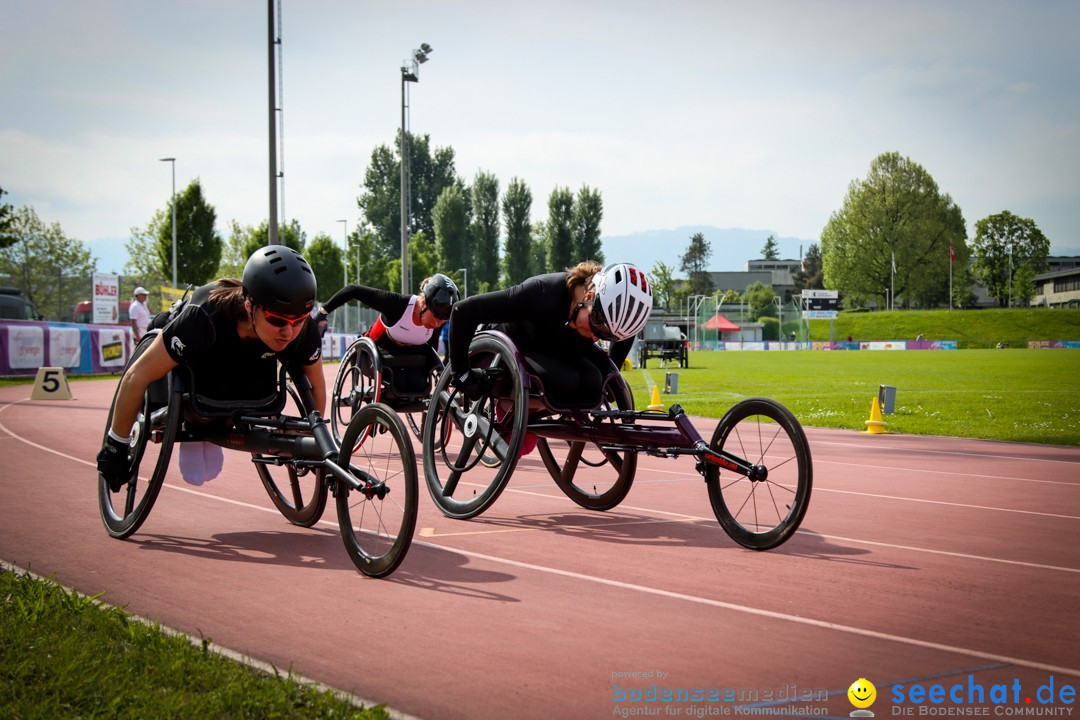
[448,272,632,408]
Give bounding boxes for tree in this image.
[744,280,777,320]
[0,206,95,320]
[546,187,575,272]
[1012,264,1037,307]
[158,179,223,287]
[820,152,967,308]
[125,210,169,289]
[386,230,438,294]
[470,171,500,292]
[433,184,470,273]
[971,211,1049,307]
[353,228,391,290]
[649,261,676,310]
[761,235,780,260]
[357,131,460,265]
[0,184,14,248]
[305,232,343,303]
[573,185,604,264]
[719,289,742,305]
[680,232,713,296]
[530,220,550,277]
[792,243,824,291]
[501,177,533,287]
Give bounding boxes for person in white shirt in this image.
[129,286,151,343]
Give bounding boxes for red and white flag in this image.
[949,244,955,263]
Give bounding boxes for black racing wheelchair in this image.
[329,336,442,444]
[97,329,418,578]
[421,330,812,550]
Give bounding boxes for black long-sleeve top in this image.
[322,284,438,349]
[447,272,632,375]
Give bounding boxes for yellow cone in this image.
[647,385,664,411]
[863,396,887,434]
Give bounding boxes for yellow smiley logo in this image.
[848,678,877,709]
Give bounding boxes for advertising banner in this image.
[92,273,120,324]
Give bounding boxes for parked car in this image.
[73,299,131,325]
[0,287,44,321]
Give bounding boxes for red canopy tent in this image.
[698,314,740,332]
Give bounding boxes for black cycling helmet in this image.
[422,273,459,320]
[242,245,317,317]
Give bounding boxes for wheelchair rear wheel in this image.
[331,338,381,445]
[704,397,812,550]
[422,333,528,519]
[336,403,418,578]
[254,382,329,527]
[98,332,181,539]
[538,378,638,511]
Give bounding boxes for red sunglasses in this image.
[258,305,309,328]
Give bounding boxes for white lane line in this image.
[423,544,1080,679]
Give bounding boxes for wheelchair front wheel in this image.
[331,338,382,445]
[704,397,812,550]
[98,332,181,539]
[336,403,418,578]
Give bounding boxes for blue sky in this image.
[2,0,1078,273]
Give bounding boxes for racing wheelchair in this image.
[97,329,419,578]
[421,330,812,550]
[330,336,442,444]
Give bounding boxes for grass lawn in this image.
[626,349,1080,446]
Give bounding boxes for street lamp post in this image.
[400,43,432,295]
[338,219,348,333]
[159,157,177,287]
[457,267,468,298]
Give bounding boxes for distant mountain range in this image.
[601,226,818,273]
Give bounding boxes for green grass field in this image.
[803,308,1080,347]
[627,349,1080,446]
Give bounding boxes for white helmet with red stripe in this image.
[590,262,653,341]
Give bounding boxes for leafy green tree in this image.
[386,231,438,294]
[680,232,713,296]
[792,243,824,290]
[501,177,533,287]
[238,219,305,263]
[821,152,967,309]
[0,206,95,320]
[0,184,14,248]
[546,187,575,271]
[305,232,343,303]
[217,220,251,279]
[761,235,780,260]
[1012,264,1037,307]
[573,185,604,264]
[433,184,470,273]
[530,220,550,277]
[719,289,742,305]
[357,131,459,265]
[971,210,1049,307]
[353,228,390,290]
[125,210,169,290]
[470,171,500,291]
[744,280,777,320]
[649,261,676,310]
[158,179,223,287]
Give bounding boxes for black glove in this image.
[97,434,131,493]
[451,368,487,402]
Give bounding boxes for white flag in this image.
[891,251,896,274]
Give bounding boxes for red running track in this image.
[1,369,1078,720]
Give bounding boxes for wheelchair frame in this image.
[97,329,419,578]
[422,331,813,550]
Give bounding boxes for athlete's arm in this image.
[110,334,178,438]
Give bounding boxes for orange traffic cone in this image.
[647,385,664,411]
[863,396,887,434]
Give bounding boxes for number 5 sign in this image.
[30,367,74,401]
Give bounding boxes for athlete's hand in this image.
[451,368,487,402]
[96,434,131,493]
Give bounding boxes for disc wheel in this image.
[98,332,181,539]
[254,382,328,528]
[704,397,812,550]
[330,338,381,445]
[422,334,528,519]
[336,403,418,578]
[538,379,638,511]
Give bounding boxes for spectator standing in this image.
[130,286,151,343]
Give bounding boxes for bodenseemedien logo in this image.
[849,678,878,717]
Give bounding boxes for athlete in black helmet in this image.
[96,246,324,491]
[318,273,458,392]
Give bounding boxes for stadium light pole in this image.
[159,157,177,288]
[338,219,348,332]
[400,43,432,295]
